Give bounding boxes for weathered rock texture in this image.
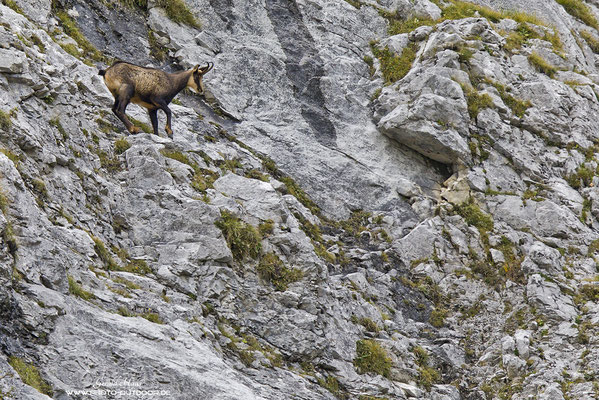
[1,0,599,399]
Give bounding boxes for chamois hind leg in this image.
[148,108,159,136]
[153,99,173,137]
[113,85,140,134]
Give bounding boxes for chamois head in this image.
[188,62,214,95]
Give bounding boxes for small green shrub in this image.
[215,210,262,260]
[148,30,167,61]
[0,109,11,131]
[114,137,131,155]
[129,116,153,134]
[354,339,392,377]
[155,0,200,28]
[8,356,53,396]
[256,252,302,291]
[528,51,557,78]
[68,275,95,300]
[371,42,418,85]
[556,0,598,29]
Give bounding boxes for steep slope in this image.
[1,0,599,399]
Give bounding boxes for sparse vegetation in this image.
[215,210,262,260]
[68,275,95,301]
[556,0,599,29]
[91,235,119,270]
[528,51,558,78]
[0,109,11,131]
[581,30,599,53]
[388,16,436,35]
[317,375,345,398]
[49,117,68,141]
[155,0,200,28]
[370,42,418,85]
[413,346,440,390]
[114,137,131,154]
[485,79,532,118]
[141,311,164,324]
[8,356,53,396]
[354,339,392,378]
[462,84,494,119]
[454,198,494,232]
[256,252,303,291]
[55,11,105,61]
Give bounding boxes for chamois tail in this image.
[98,69,106,76]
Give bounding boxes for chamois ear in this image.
[192,64,200,73]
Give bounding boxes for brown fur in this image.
[100,61,213,137]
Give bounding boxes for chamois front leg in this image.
[148,108,159,136]
[113,85,140,134]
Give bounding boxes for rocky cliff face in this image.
[2,0,599,399]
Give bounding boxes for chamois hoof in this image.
[165,127,173,138]
[129,126,141,134]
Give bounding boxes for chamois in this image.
[98,61,213,137]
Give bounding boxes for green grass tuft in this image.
[485,79,532,118]
[8,356,53,396]
[256,252,302,291]
[581,30,599,53]
[215,210,262,260]
[528,51,558,78]
[114,137,131,155]
[68,275,95,301]
[371,42,418,85]
[454,198,494,232]
[388,16,436,35]
[155,0,200,28]
[556,0,599,29]
[91,235,119,270]
[354,339,392,378]
[462,84,494,119]
[55,11,105,61]
[0,109,11,131]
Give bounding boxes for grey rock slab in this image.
[526,274,577,321]
[0,48,27,74]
